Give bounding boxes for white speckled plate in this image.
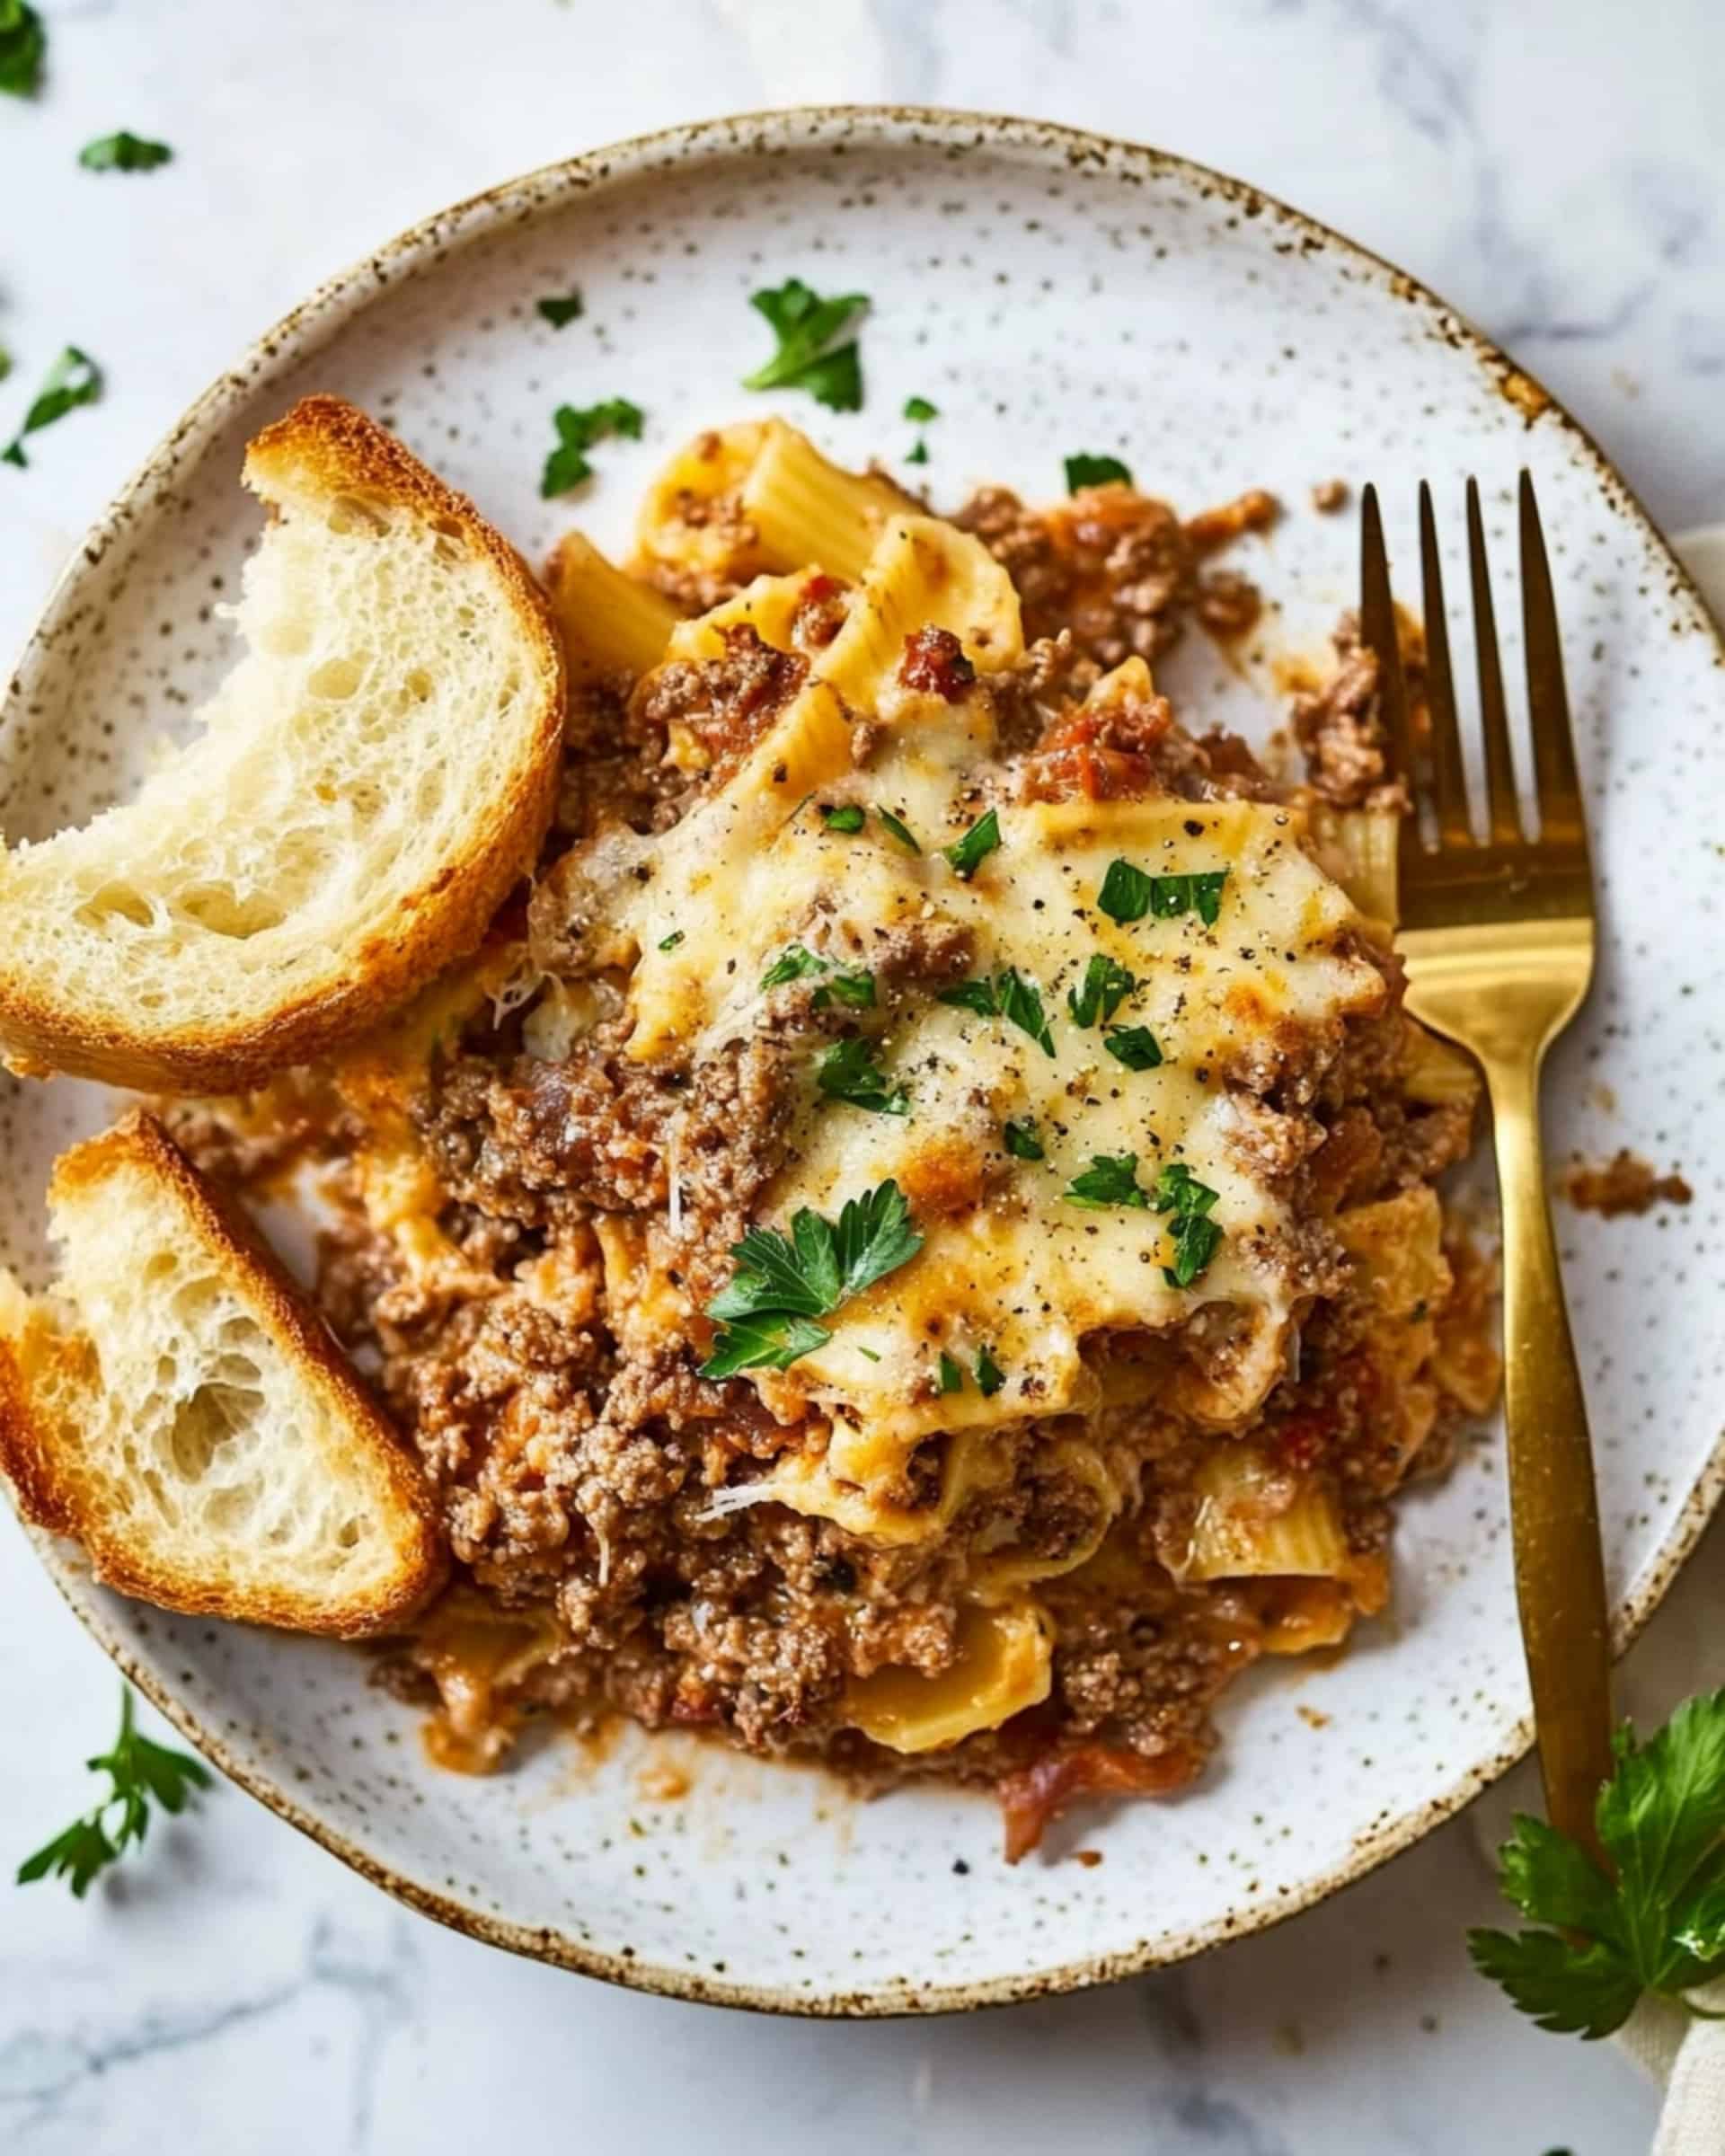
[5,109,1724,2016]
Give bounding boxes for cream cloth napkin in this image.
[1618,1984,1725,2153]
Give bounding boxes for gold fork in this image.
[1359,473,1613,1861]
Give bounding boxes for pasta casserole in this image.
[176,419,1499,1857]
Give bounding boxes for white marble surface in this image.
[4,1,1723,2147]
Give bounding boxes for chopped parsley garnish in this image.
[79,131,172,172]
[3,346,102,468]
[937,968,1055,1057]
[1152,1162,1224,1289]
[18,1687,211,1896]
[762,943,827,989]
[536,290,584,328]
[876,806,920,853]
[540,395,643,498]
[821,802,867,834]
[0,0,44,97]
[1065,1152,1149,1210]
[1471,1688,1725,2039]
[937,979,999,1019]
[1066,452,1133,491]
[1097,859,1228,929]
[906,439,930,465]
[944,808,1002,880]
[975,1346,1006,1398]
[658,930,685,951]
[814,968,876,1012]
[995,967,1055,1056]
[938,1349,965,1394]
[763,944,875,1009]
[816,1036,909,1116]
[856,1345,881,1363]
[1104,1024,1163,1072]
[1066,952,1137,1029]
[701,1180,923,1378]
[1003,1119,1045,1162]
[903,395,938,422]
[742,278,867,412]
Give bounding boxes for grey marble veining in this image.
[3,0,1721,2147]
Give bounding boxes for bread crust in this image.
[0,1111,446,1638]
[0,396,566,1095]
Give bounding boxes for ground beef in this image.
[1312,478,1349,514]
[1289,616,1409,810]
[1195,568,1263,641]
[632,623,808,782]
[898,624,978,700]
[955,483,1198,668]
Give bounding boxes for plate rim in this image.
[10,101,1725,2018]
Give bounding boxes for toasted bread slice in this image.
[0,395,564,1093]
[0,1112,443,1637]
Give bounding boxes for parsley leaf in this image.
[1066,452,1133,491]
[540,396,643,498]
[700,1183,922,1378]
[743,278,868,411]
[976,1346,1006,1398]
[944,808,1002,880]
[937,968,1054,1057]
[821,802,866,834]
[536,290,584,327]
[17,1687,211,1896]
[817,1036,909,1116]
[79,131,172,173]
[0,0,44,97]
[875,806,920,853]
[813,968,876,1012]
[938,1349,965,1393]
[1097,861,1228,928]
[903,394,938,422]
[1003,1119,1045,1162]
[658,930,685,951]
[937,979,999,1019]
[1065,1153,1149,1210]
[1104,1024,1163,1072]
[1471,1691,1725,2039]
[1151,1162,1224,1288]
[995,967,1056,1057]
[3,346,102,469]
[906,439,930,465]
[762,943,827,989]
[700,1312,832,1380]
[1066,953,1137,1028]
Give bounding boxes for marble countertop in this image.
[4,2,1723,2149]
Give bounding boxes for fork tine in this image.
[1359,483,1415,786]
[1464,478,1525,845]
[1518,471,1588,849]
[1418,482,1473,847]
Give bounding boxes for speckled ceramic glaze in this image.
[4,109,1722,2015]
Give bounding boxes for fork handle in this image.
[1483,1050,1615,1860]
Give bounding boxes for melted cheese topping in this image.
[615,516,1384,1516]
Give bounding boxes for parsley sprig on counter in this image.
[3,345,102,467]
[743,278,867,412]
[1471,1690,1725,2038]
[702,1180,922,1379]
[18,1687,211,1896]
